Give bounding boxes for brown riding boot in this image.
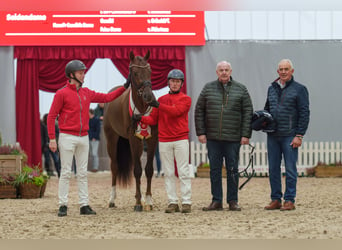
[202,201,223,211]
[280,201,296,211]
[228,201,242,211]
[264,200,282,210]
[181,204,191,213]
[165,203,180,213]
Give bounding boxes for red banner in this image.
[0,11,205,45]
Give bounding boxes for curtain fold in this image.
[15,59,41,167]
[14,46,185,166]
[39,59,95,92]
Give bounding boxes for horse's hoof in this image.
[109,202,116,208]
[144,205,153,211]
[134,205,143,212]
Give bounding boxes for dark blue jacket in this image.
[88,116,101,140]
[264,77,310,137]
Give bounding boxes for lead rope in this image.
[231,143,255,190]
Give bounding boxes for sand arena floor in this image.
[1,171,341,239]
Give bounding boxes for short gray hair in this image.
[216,61,232,71]
[278,59,294,70]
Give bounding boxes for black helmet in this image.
[167,69,184,81]
[65,60,87,79]
[251,110,277,133]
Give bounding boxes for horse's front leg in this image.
[144,137,158,211]
[144,151,154,211]
[131,137,144,212]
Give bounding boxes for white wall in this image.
[0,47,16,144]
[205,11,342,40]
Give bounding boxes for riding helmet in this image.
[251,110,277,133]
[167,69,184,81]
[65,60,87,78]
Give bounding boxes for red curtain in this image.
[14,46,185,166]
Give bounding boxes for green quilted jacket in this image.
[195,78,253,141]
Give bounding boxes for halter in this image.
[128,63,152,96]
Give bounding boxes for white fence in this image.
[190,141,342,176]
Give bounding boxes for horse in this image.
[103,50,158,211]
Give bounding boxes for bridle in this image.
[128,63,153,132]
[128,63,152,96]
[233,143,255,190]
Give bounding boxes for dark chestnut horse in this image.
[103,50,158,211]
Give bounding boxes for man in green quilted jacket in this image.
[195,61,253,212]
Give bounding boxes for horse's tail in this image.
[116,136,133,187]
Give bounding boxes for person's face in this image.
[168,78,183,92]
[73,70,85,83]
[277,61,294,83]
[216,64,232,83]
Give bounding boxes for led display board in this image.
[0,11,204,45]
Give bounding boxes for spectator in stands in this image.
[94,103,105,121]
[88,109,101,172]
[42,114,61,177]
[41,116,54,176]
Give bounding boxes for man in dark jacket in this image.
[195,61,253,211]
[264,59,310,211]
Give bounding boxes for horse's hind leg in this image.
[104,128,119,208]
[109,160,117,208]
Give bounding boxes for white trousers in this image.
[159,140,191,205]
[58,133,89,207]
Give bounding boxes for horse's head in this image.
[129,50,154,103]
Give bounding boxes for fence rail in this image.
[190,141,342,175]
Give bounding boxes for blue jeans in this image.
[207,140,241,203]
[267,135,298,203]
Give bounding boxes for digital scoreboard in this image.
[0,11,205,45]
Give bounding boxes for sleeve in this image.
[264,86,271,112]
[194,87,207,136]
[240,87,253,138]
[141,107,159,125]
[296,86,310,136]
[158,96,191,117]
[47,92,63,140]
[90,86,126,103]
